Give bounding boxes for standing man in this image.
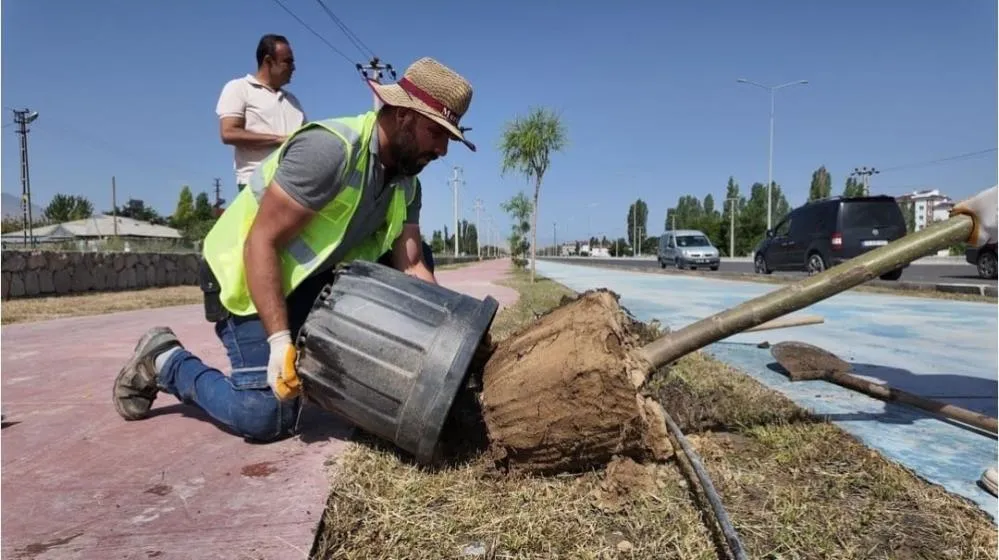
[113,57,474,443]
[216,33,307,191]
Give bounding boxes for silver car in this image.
[658,229,720,270]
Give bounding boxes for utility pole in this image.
[450,166,464,257]
[553,221,557,256]
[473,198,484,259]
[737,78,809,230]
[13,108,39,247]
[850,166,879,196]
[112,176,119,238]
[212,177,227,217]
[357,57,396,110]
[726,197,739,258]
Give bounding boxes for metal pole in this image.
[14,108,39,248]
[451,166,461,257]
[767,89,774,231]
[112,176,119,238]
[473,198,483,259]
[727,197,738,257]
[737,78,808,230]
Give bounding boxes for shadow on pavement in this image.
[146,401,355,444]
[766,361,999,439]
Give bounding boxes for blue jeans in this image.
[157,242,436,442]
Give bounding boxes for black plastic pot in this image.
[294,260,499,464]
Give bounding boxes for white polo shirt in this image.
[216,74,307,185]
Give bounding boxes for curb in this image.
[537,259,998,299]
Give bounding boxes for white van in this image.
[657,229,720,270]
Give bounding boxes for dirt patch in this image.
[591,455,662,513]
[144,484,171,496]
[480,289,670,474]
[241,461,277,477]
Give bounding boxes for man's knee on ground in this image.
[233,394,294,442]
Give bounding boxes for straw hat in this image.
[366,57,476,152]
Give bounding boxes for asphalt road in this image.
[540,257,996,287]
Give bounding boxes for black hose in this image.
[660,405,748,560]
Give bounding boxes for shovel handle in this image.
[828,370,998,435]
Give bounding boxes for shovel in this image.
[770,340,997,435]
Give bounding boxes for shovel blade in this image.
[771,341,852,381]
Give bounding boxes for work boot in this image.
[980,465,998,497]
[113,326,181,421]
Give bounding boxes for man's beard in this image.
[389,122,436,175]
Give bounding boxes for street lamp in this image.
[737,78,808,230]
[13,108,40,247]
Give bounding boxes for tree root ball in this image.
[480,289,672,475]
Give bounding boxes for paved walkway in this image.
[0,259,518,559]
[535,260,998,520]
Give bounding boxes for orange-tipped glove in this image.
[950,186,998,247]
[266,330,301,401]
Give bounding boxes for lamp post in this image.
[737,78,808,230]
[13,108,40,247]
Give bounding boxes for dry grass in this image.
[649,353,998,559]
[312,268,997,559]
[1,286,203,325]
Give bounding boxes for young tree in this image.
[500,191,533,267]
[499,107,568,282]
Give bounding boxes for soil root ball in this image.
[480,289,672,475]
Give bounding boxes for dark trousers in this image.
[160,242,436,441]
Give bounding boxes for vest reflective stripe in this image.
[202,111,415,317]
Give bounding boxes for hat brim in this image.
[366,79,476,152]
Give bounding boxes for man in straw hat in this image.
[112,57,476,442]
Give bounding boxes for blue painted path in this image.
[534,260,999,520]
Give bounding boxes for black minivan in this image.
[753,195,909,280]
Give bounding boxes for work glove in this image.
[266,330,301,401]
[950,186,998,247]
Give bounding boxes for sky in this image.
[1,0,997,246]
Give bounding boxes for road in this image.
[533,259,998,520]
[541,256,995,288]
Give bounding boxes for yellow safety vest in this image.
[202,111,416,316]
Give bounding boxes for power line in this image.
[877,148,998,174]
[269,0,355,66]
[313,0,377,60]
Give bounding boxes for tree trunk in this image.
[531,178,541,283]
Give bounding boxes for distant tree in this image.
[499,107,568,282]
[172,186,195,229]
[430,230,445,254]
[626,199,648,248]
[105,198,166,225]
[809,166,832,201]
[194,192,214,221]
[843,177,865,197]
[44,194,94,222]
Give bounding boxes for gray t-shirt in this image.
[271,127,422,275]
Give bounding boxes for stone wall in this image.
[1,250,492,300]
[2,250,200,300]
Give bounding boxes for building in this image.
[895,189,954,232]
[1,215,183,251]
[895,189,956,256]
